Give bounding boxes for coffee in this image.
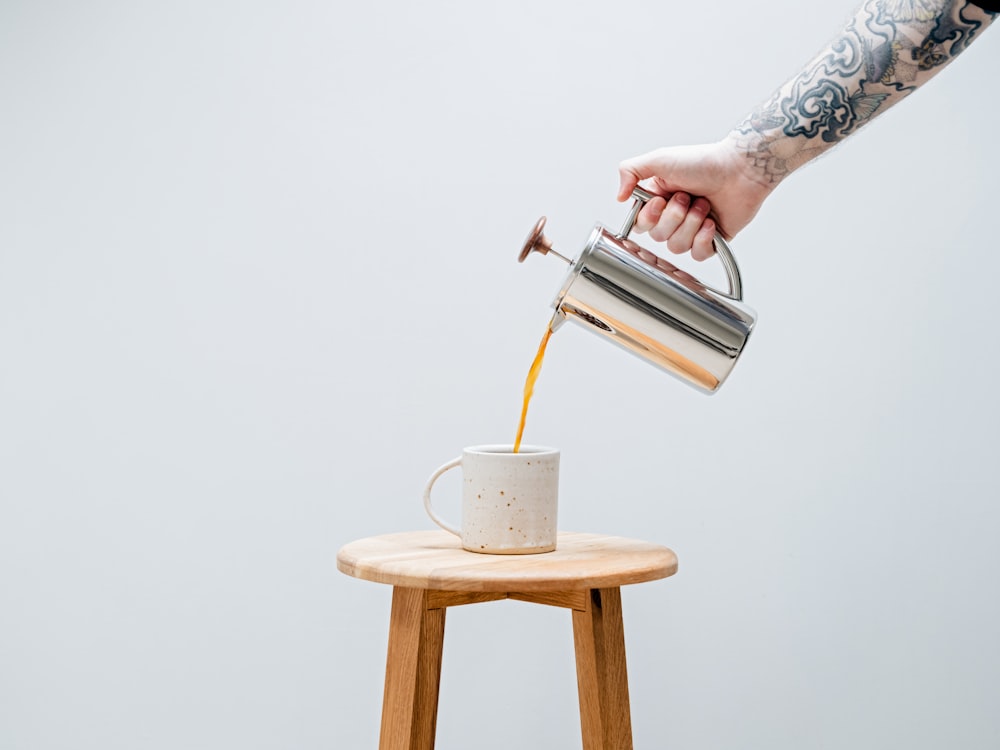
[513,319,554,453]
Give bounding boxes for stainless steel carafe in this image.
[518,187,757,394]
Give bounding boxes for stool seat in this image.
[339,530,677,750]
[337,530,678,592]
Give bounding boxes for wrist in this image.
[719,130,780,204]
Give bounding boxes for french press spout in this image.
[518,187,757,394]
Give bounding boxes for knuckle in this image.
[666,237,689,255]
[691,197,711,216]
[664,204,687,224]
[648,224,669,242]
[638,199,665,228]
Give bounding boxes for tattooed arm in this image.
[618,0,996,260]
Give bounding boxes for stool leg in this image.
[572,587,633,750]
[379,586,445,750]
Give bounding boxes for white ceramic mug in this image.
[422,444,559,554]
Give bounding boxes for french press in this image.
[518,187,757,394]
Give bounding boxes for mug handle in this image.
[422,457,462,536]
[617,186,744,302]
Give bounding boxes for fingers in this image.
[650,193,695,246]
[663,196,711,256]
[691,219,717,261]
[619,154,718,259]
[633,195,668,233]
[631,192,717,260]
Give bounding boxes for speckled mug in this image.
[422,444,559,554]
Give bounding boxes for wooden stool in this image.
[337,530,678,750]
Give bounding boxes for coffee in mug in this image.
[422,444,559,554]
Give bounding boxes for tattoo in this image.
[734,0,993,185]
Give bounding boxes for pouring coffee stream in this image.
[512,318,555,454]
[512,187,758,450]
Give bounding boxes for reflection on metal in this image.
[519,189,757,394]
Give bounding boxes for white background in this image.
[2,1,998,748]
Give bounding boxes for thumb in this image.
[618,159,650,202]
[617,152,660,201]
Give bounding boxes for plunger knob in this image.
[518,216,570,264]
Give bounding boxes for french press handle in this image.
[617,186,744,301]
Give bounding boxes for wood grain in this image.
[340,531,678,749]
[507,590,589,610]
[337,530,677,593]
[425,591,507,610]
[573,588,633,750]
[379,587,445,750]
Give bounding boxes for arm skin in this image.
[618,0,996,260]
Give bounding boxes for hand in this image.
[617,138,773,261]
